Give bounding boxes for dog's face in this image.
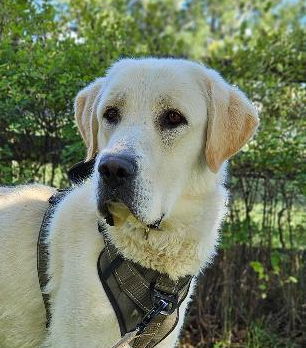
[75,58,258,227]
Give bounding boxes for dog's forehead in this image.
[105,58,204,104]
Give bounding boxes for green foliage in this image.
[245,320,298,348]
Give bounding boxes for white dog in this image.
[0,58,259,347]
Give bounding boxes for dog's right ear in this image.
[74,78,105,161]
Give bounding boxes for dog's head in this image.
[74,58,258,228]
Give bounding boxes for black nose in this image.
[98,155,136,184]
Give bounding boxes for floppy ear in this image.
[204,69,259,173]
[74,78,105,161]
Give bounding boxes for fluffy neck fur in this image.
[102,174,227,280]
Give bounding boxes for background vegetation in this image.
[0,0,305,346]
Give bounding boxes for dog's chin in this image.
[99,200,164,230]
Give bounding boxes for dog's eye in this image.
[103,107,120,124]
[161,110,187,129]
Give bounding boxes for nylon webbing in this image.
[37,189,71,327]
[98,224,192,348]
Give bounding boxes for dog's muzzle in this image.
[97,154,164,229]
[97,154,138,218]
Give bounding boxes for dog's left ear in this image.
[203,69,259,173]
[74,78,105,161]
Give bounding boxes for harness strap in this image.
[98,224,192,348]
[67,157,96,184]
[37,159,95,326]
[37,189,70,327]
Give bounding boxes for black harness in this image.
[37,160,193,347]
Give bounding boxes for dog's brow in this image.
[157,95,171,104]
[104,92,126,108]
[155,95,187,115]
[155,95,175,109]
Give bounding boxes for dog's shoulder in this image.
[0,184,56,237]
[0,183,55,197]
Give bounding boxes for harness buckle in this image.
[153,289,178,315]
[136,298,168,334]
[135,290,178,334]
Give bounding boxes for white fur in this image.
[0,58,258,347]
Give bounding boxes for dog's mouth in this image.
[101,200,164,231]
